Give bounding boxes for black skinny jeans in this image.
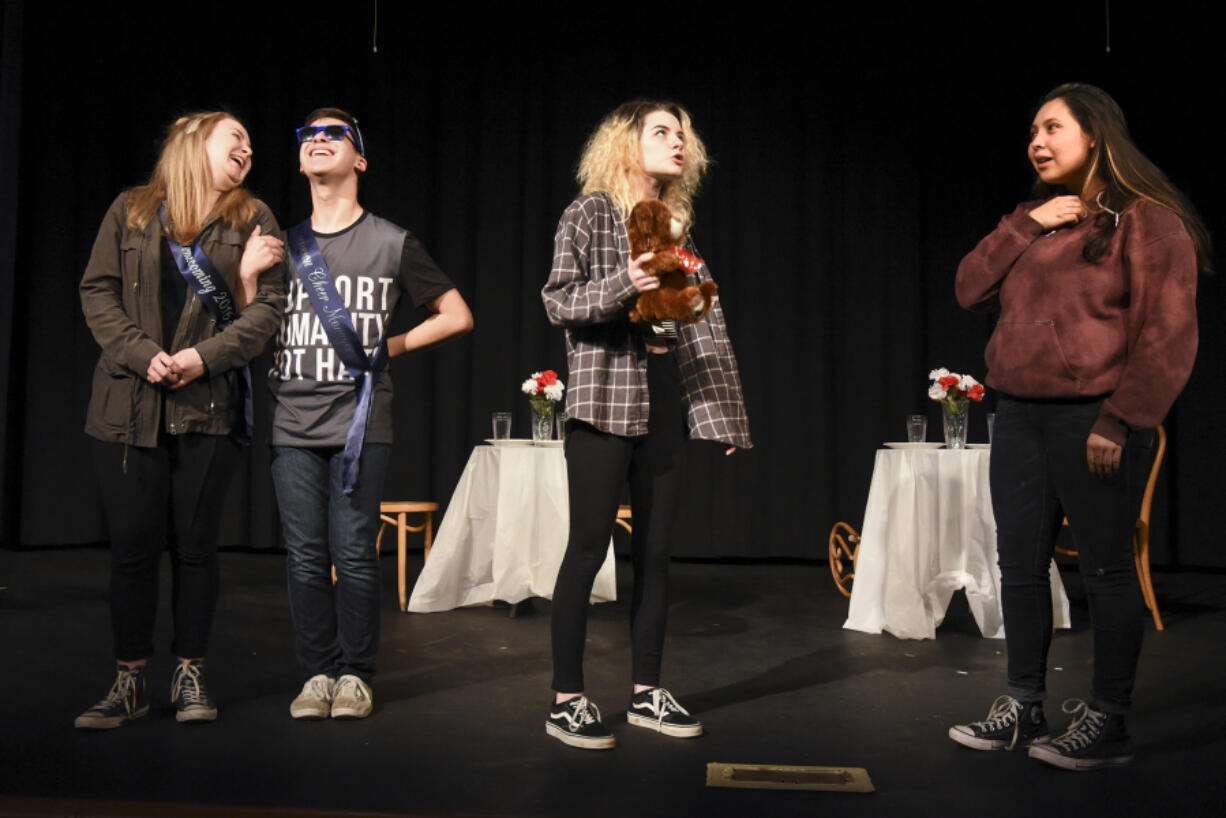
[991,396,1153,715]
[91,434,239,661]
[550,352,685,693]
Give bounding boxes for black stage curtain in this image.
[2,5,1223,565]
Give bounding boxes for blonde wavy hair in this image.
[577,101,709,227]
[127,112,257,244]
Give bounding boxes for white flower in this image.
[521,378,539,396]
[929,384,948,401]
[959,374,980,391]
[928,367,950,382]
[544,382,565,402]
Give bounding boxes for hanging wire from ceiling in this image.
[1105,0,1111,53]
[372,0,379,54]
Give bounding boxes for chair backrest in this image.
[1138,425,1167,528]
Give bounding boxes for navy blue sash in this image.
[286,220,389,494]
[160,207,252,444]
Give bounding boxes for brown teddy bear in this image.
[626,199,718,325]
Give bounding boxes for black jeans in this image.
[991,397,1153,714]
[90,434,239,661]
[550,352,685,693]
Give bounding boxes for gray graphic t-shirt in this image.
[269,212,453,446]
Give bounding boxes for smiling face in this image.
[299,116,368,180]
[1029,98,1095,193]
[203,117,252,193]
[636,109,686,191]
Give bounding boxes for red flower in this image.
[938,375,960,389]
[967,383,986,402]
[537,370,558,388]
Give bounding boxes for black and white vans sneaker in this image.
[1028,699,1133,770]
[627,687,703,738]
[546,696,616,749]
[949,695,1049,750]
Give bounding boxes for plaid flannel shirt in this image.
[541,192,752,448]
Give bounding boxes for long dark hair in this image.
[1032,83,1211,272]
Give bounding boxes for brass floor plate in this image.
[706,762,874,793]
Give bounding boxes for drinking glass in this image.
[492,411,512,440]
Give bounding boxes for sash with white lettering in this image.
[159,207,252,444]
[286,220,389,494]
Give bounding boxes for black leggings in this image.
[91,434,239,661]
[550,353,685,692]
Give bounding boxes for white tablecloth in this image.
[844,448,1070,639]
[408,445,617,612]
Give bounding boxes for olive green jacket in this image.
[80,193,286,447]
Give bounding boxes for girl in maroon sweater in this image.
[948,83,1209,770]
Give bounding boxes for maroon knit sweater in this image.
[956,199,1198,446]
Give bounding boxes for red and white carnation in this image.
[522,370,565,403]
[928,368,986,404]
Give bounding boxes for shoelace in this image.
[305,676,332,701]
[559,697,600,729]
[336,677,370,703]
[96,669,140,715]
[1052,699,1105,751]
[641,688,690,731]
[173,663,209,707]
[971,695,1020,732]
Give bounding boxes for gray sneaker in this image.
[75,665,150,730]
[331,674,373,719]
[171,661,218,723]
[290,674,335,720]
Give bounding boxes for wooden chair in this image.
[1056,425,1167,631]
[377,501,439,612]
[616,504,633,533]
[331,500,438,612]
[828,521,860,599]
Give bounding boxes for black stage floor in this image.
[1,547,1224,817]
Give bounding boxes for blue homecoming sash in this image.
[286,220,389,494]
[159,207,252,444]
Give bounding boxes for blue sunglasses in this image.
[295,124,365,156]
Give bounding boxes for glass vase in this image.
[942,397,969,449]
[530,400,554,442]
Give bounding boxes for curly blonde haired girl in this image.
[541,101,750,750]
[577,100,709,227]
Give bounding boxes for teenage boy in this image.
[269,108,472,719]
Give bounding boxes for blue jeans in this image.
[991,397,1153,714]
[271,444,391,685]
